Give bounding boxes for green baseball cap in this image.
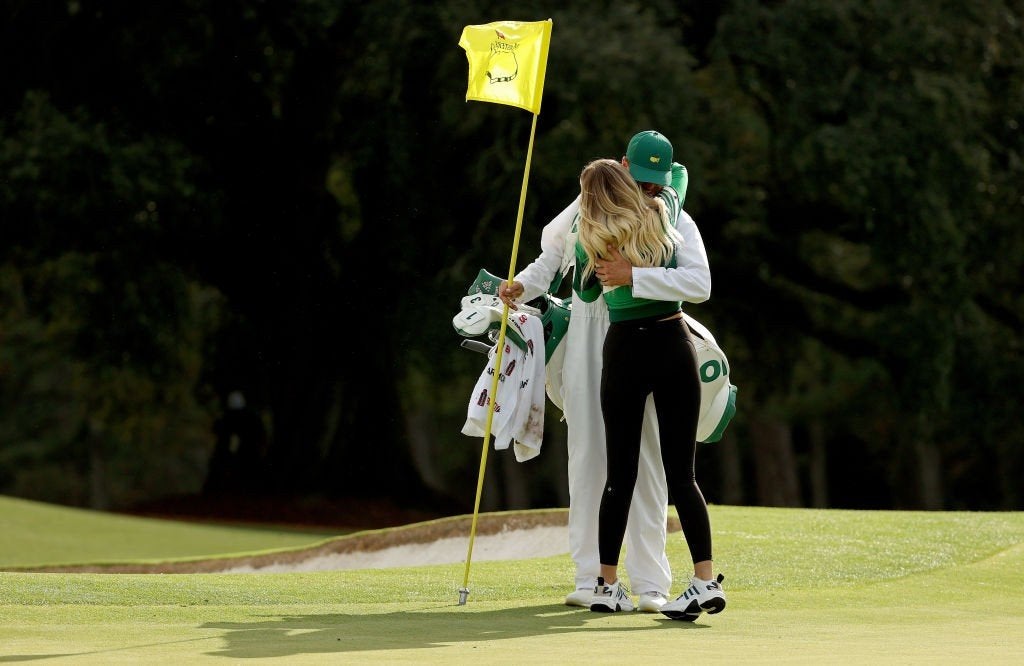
[626,130,673,185]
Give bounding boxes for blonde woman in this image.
[575,159,725,620]
[501,131,711,613]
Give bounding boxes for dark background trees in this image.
[1,0,1021,516]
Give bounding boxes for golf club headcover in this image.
[452,293,529,352]
[456,268,570,362]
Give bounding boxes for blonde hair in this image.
[577,159,677,282]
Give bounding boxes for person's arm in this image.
[631,208,711,303]
[671,162,688,205]
[573,242,602,302]
[506,196,580,304]
[651,163,685,228]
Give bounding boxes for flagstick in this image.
[459,112,539,605]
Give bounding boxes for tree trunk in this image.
[499,450,531,510]
[716,430,744,505]
[89,440,109,510]
[403,397,445,495]
[914,431,944,509]
[749,415,801,507]
[808,421,828,508]
[997,435,1021,510]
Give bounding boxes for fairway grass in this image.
[1,504,1023,664]
[0,496,339,568]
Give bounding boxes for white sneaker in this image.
[637,591,668,612]
[661,574,726,621]
[565,588,593,607]
[590,577,634,613]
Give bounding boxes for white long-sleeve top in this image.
[514,196,711,305]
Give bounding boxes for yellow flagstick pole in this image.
[459,112,540,605]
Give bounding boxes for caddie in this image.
[499,130,715,612]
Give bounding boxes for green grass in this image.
[0,495,338,567]
[1,498,1023,664]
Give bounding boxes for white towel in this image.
[461,313,546,462]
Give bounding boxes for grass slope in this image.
[0,495,337,567]
[1,503,1022,664]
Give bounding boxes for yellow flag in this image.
[459,19,552,115]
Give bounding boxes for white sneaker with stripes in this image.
[661,573,726,621]
[590,577,634,613]
[637,591,668,612]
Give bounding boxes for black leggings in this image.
[597,315,713,567]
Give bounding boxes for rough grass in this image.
[1,497,1022,664]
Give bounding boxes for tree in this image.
[2,0,1022,513]
[694,0,1024,507]
[0,92,220,508]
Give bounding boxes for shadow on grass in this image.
[200,603,705,658]
[0,656,78,662]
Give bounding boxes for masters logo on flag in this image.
[459,19,552,115]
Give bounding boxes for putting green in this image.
[1,505,1022,664]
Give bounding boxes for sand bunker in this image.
[24,510,680,574]
[26,510,572,574]
[222,524,569,572]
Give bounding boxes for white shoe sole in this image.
[661,598,701,621]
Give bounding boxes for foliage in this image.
[1,0,1022,509]
[695,0,1024,507]
[0,92,221,508]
